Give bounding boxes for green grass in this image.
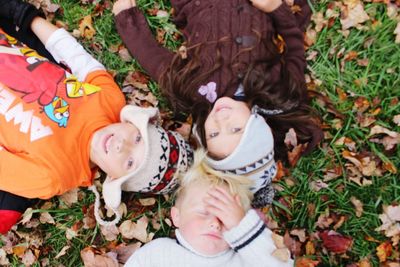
[1,0,399,266]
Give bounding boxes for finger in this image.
[208,186,234,205]
[204,204,225,221]
[203,195,226,211]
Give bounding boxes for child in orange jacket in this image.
[0,0,193,234]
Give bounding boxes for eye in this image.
[231,127,242,133]
[63,111,70,118]
[208,132,219,138]
[135,133,142,144]
[54,113,62,120]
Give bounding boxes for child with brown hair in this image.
[0,0,193,233]
[124,151,293,266]
[113,0,323,208]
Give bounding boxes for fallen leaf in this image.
[305,240,316,255]
[319,230,353,253]
[350,196,364,217]
[118,47,132,62]
[55,245,70,259]
[333,215,346,230]
[393,114,400,126]
[376,242,392,262]
[290,229,307,243]
[310,180,329,192]
[119,216,149,242]
[271,248,290,262]
[359,258,372,267]
[59,188,78,207]
[288,143,307,167]
[21,249,36,266]
[78,15,96,40]
[80,247,119,267]
[39,212,55,224]
[370,125,399,138]
[113,242,142,264]
[178,45,187,59]
[295,257,320,267]
[138,198,156,206]
[394,21,400,44]
[272,233,286,248]
[340,2,370,30]
[100,225,119,242]
[284,128,298,148]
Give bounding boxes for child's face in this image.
[90,122,144,179]
[171,182,230,256]
[204,97,251,159]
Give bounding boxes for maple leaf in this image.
[320,230,353,253]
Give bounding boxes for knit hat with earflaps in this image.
[91,105,193,226]
[206,106,277,193]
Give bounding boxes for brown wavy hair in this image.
[159,40,323,163]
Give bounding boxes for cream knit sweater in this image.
[125,209,294,267]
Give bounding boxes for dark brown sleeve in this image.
[114,7,174,81]
[269,3,307,81]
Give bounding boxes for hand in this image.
[204,186,245,230]
[249,0,283,13]
[112,0,136,16]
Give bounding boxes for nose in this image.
[209,216,222,231]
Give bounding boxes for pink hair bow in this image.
[198,82,217,103]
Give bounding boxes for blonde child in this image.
[125,151,294,266]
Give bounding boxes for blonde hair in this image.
[175,150,254,210]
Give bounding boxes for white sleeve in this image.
[223,209,294,267]
[45,28,104,81]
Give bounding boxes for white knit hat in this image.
[93,105,193,225]
[206,108,277,193]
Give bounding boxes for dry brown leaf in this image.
[290,229,307,243]
[271,248,290,262]
[100,225,120,242]
[315,213,334,229]
[393,114,400,126]
[39,212,55,224]
[310,180,329,192]
[118,47,133,62]
[119,216,149,242]
[138,198,156,206]
[359,258,372,267]
[370,125,399,138]
[312,12,327,32]
[20,208,34,225]
[394,21,400,44]
[55,245,70,259]
[78,15,96,40]
[59,188,78,207]
[0,249,9,265]
[284,128,298,148]
[113,242,142,264]
[333,215,346,230]
[66,227,79,240]
[272,233,286,248]
[323,166,342,182]
[350,196,364,217]
[295,257,319,267]
[12,245,27,257]
[80,247,119,267]
[21,249,36,266]
[288,143,307,167]
[340,2,370,30]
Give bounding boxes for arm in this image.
[252,1,307,81]
[113,2,174,82]
[224,209,294,266]
[30,17,104,81]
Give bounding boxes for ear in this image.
[170,206,180,228]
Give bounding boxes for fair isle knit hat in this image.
[91,105,193,226]
[206,106,277,193]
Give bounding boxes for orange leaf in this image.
[78,15,96,40]
[295,257,320,267]
[376,242,392,262]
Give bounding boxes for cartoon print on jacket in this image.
[0,29,101,128]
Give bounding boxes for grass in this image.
[1,0,399,266]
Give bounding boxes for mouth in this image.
[204,232,222,240]
[103,134,113,154]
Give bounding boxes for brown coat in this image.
[115,0,311,99]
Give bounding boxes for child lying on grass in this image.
[0,0,193,234]
[125,151,293,267]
